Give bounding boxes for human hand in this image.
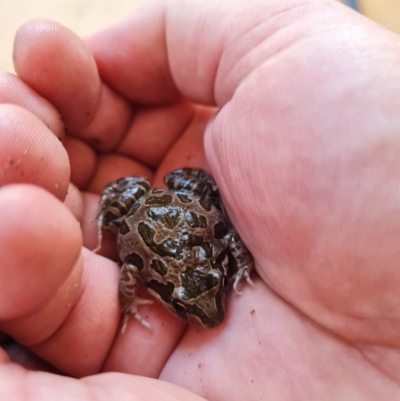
[1,0,400,399]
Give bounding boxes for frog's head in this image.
[171,268,229,328]
[146,266,229,327]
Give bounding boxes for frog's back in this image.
[117,188,229,282]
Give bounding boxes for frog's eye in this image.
[173,301,187,313]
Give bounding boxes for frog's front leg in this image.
[94,176,150,253]
[226,232,255,294]
[119,262,154,332]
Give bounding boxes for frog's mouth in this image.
[171,281,228,328]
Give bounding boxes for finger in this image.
[117,100,196,169]
[63,136,97,190]
[0,72,65,140]
[88,154,153,194]
[14,20,101,135]
[0,363,206,401]
[14,20,132,151]
[0,104,70,200]
[0,185,81,321]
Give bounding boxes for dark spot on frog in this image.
[119,219,131,235]
[199,196,212,211]
[145,194,173,206]
[104,210,125,230]
[151,259,168,276]
[185,212,207,228]
[201,242,213,258]
[180,233,203,250]
[213,221,227,239]
[138,221,155,244]
[125,252,144,270]
[119,204,142,234]
[179,267,220,299]
[122,188,147,206]
[138,222,182,259]
[158,238,182,258]
[147,206,182,229]
[189,181,207,196]
[213,250,228,274]
[130,201,143,215]
[176,193,192,203]
[147,280,174,302]
[214,250,227,265]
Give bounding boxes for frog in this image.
[96,167,254,331]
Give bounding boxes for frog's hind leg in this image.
[164,168,218,198]
[164,168,226,213]
[119,262,154,332]
[94,177,150,253]
[227,233,255,295]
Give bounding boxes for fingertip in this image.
[14,19,101,133]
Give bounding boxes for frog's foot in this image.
[226,232,255,294]
[121,297,154,333]
[119,262,154,332]
[232,262,255,295]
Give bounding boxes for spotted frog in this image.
[96,168,254,330]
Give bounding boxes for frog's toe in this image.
[232,264,255,295]
[121,298,154,332]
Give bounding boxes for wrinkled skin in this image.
[1,0,400,399]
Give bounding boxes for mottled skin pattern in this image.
[96,168,254,331]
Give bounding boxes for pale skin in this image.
[1,0,400,399]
